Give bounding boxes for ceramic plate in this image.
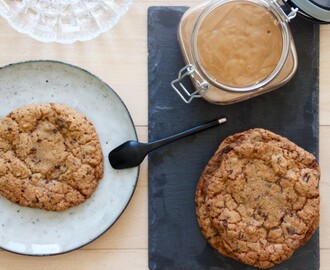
[0,60,139,255]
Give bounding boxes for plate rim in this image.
[0,59,140,256]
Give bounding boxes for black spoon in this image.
[109,118,227,170]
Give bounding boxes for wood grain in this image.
[320,25,330,126]
[0,250,148,270]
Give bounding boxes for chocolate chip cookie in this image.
[196,128,320,268]
[0,103,104,211]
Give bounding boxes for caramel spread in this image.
[196,2,283,87]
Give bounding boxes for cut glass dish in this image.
[0,0,132,43]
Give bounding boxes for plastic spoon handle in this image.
[109,118,227,169]
[145,118,227,152]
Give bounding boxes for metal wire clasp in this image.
[171,64,209,104]
[273,0,298,22]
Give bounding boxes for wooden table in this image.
[0,1,329,269]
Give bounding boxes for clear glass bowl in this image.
[0,0,132,43]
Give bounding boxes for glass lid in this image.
[286,0,330,22]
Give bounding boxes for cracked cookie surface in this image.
[196,128,320,268]
[0,103,104,211]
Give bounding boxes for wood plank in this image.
[320,126,330,185]
[320,24,330,126]
[0,249,148,270]
[1,248,330,270]
[320,126,330,249]
[320,181,330,249]
[136,127,148,188]
[321,250,330,270]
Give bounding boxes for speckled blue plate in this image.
[0,60,139,256]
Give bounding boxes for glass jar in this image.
[171,0,299,104]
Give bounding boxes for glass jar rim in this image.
[191,0,291,93]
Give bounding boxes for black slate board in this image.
[148,6,320,270]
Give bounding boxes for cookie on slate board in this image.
[196,128,320,269]
[0,103,104,211]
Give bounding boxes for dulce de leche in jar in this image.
[172,0,298,104]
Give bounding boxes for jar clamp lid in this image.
[172,0,299,104]
[284,0,330,22]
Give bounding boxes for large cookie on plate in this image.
[196,129,320,269]
[0,103,104,211]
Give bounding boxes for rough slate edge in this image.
[148,6,319,270]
